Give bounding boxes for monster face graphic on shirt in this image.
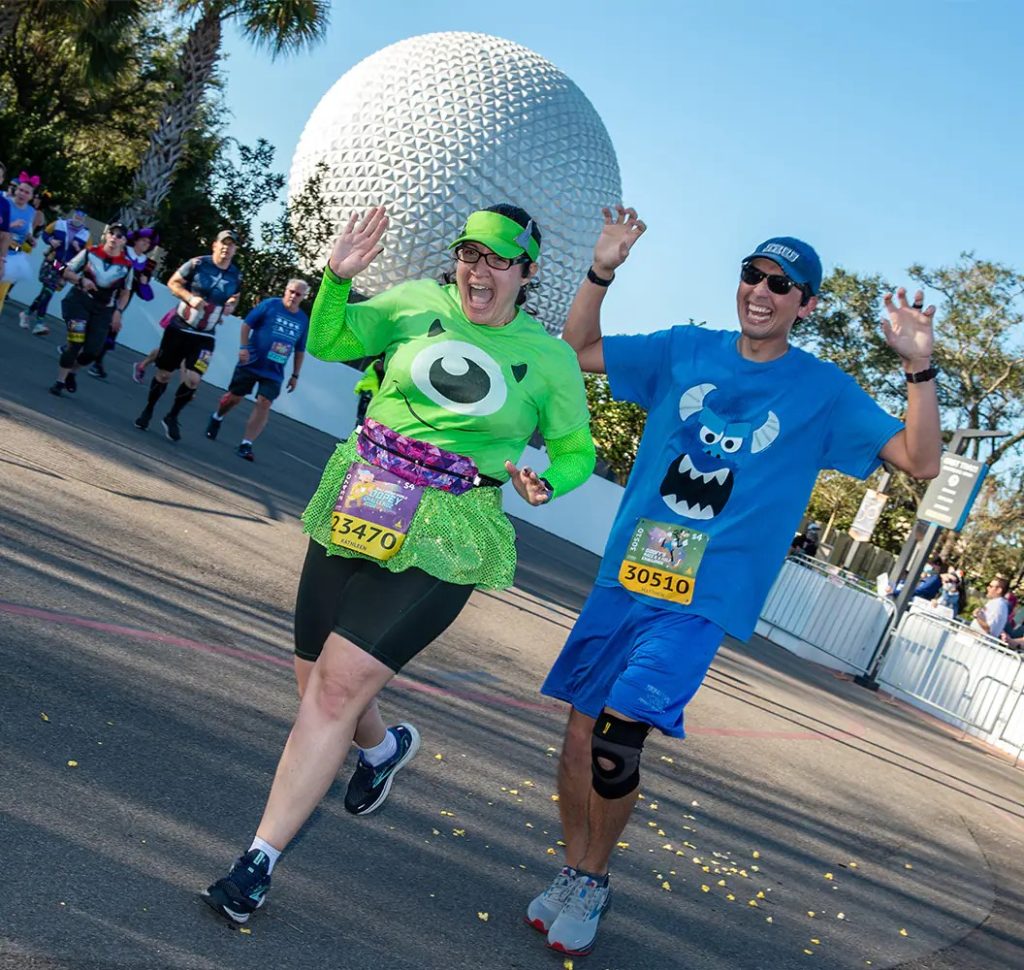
[660,383,780,521]
[395,319,526,431]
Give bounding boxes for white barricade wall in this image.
[16,246,623,555]
[755,556,895,674]
[878,608,1024,760]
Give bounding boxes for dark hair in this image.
[444,202,541,308]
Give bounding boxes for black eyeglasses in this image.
[453,244,527,272]
[740,262,806,297]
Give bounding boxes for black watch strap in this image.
[905,365,938,384]
[586,267,614,287]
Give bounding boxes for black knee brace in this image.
[591,712,650,799]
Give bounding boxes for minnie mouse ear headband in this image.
[18,171,41,187]
[128,226,160,246]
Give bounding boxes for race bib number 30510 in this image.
[617,518,709,605]
[330,462,422,561]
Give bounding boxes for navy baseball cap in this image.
[743,237,822,295]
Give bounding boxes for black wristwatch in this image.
[586,267,614,287]
[905,365,938,384]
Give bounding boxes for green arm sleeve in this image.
[308,267,368,362]
[540,425,597,499]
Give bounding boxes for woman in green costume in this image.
[204,203,597,924]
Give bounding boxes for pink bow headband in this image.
[18,172,40,187]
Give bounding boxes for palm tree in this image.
[118,0,329,227]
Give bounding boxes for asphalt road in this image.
[1,298,1023,970]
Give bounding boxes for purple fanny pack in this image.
[356,418,498,496]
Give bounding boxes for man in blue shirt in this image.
[527,207,942,958]
[134,229,243,441]
[205,279,309,460]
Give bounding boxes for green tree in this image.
[120,0,329,226]
[584,373,647,484]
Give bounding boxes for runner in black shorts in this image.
[134,229,242,440]
[204,278,309,461]
[49,222,133,397]
[202,204,599,927]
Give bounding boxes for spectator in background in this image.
[353,356,384,425]
[790,522,821,557]
[911,559,945,601]
[1004,585,1018,619]
[971,576,1010,639]
[933,571,961,614]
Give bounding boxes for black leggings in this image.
[293,539,474,672]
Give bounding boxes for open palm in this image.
[882,287,935,364]
[593,205,646,276]
[328,206,389,279]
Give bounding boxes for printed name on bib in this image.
[331,462,423,560]
[617,518,709,605]
[267,340,292,364]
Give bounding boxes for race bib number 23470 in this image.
[330,462,422,561]
[617,518,709,605]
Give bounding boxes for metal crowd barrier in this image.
[878,608,1024,763]
[757,555,895,673]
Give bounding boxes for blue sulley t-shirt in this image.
[598,325,904,641]
[241,297,309,380]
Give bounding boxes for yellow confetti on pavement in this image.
[766,916,773,923]
[803,949,814,956]
[807,911,816,918]
[440,810,455,817]
[824,872,834,880]
[432,828,441,836]
[66,760,78,768]
[700,884,710,893]
[40,712,50,722]
[563,960,574,970]
[811,938,820,945]
[546,848,557,855]
[657,829,666,837]
[752,850,760,859]
[660,755,674,763]
[837,913,846,920]
[849,862,858,869]
[748,900,758,907]
[904,863,914,870]
[477,912,489,921]
[452,829,465,837]
[551,794,559,802]
[616,842,630,849]
[239,927,252,935]
[899,928,908,937]
[726,893,735,901]
[661,881,671,891]
[716,879,726,887]
[434,753,444,760]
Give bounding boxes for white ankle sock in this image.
[361,729,397,766]
[249,836,281,873]
[211,412,223,421]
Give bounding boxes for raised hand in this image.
[882,287,935,366]
[328,206,389,279]
[504,460,552,506]
[592,205,646,277]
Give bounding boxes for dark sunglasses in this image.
[453,244,528,272]
[740,262,807,298]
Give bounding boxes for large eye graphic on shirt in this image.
[409,340,508,416]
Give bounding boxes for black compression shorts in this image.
[155,324,215,375]
[293,539,474,672]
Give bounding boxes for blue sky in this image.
[220,0,1021,336]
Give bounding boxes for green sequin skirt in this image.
[302,433,516,589]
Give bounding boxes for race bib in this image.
[617,518,709,605]
[67,319,87,344]
[267,340,292,364]
[331,462,423,560]
[193,348,213,375]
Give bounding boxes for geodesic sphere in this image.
[288,31,622,333]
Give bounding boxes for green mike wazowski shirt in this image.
[302,275,592,588]
[346,279,589,479]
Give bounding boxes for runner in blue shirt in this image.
[205,279,310,460]
[527,206,943,958]
[134,229,242,441]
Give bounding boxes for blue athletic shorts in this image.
[541,584,724,738]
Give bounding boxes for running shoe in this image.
[162,414,181,442]
[525,866,580,934]
[202,849,271,925]
[205,415,222,440]
[18,311,29,329]
[64,372,77,394]
[48,381,64,397]
[344,723,421,816]
[132,361,147,384]
[236,442,254,461]
[57,343,67,356]
[134,407,152,431]
[88,362,107,380]
[546,875,611,956]
[32,322,49,336]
